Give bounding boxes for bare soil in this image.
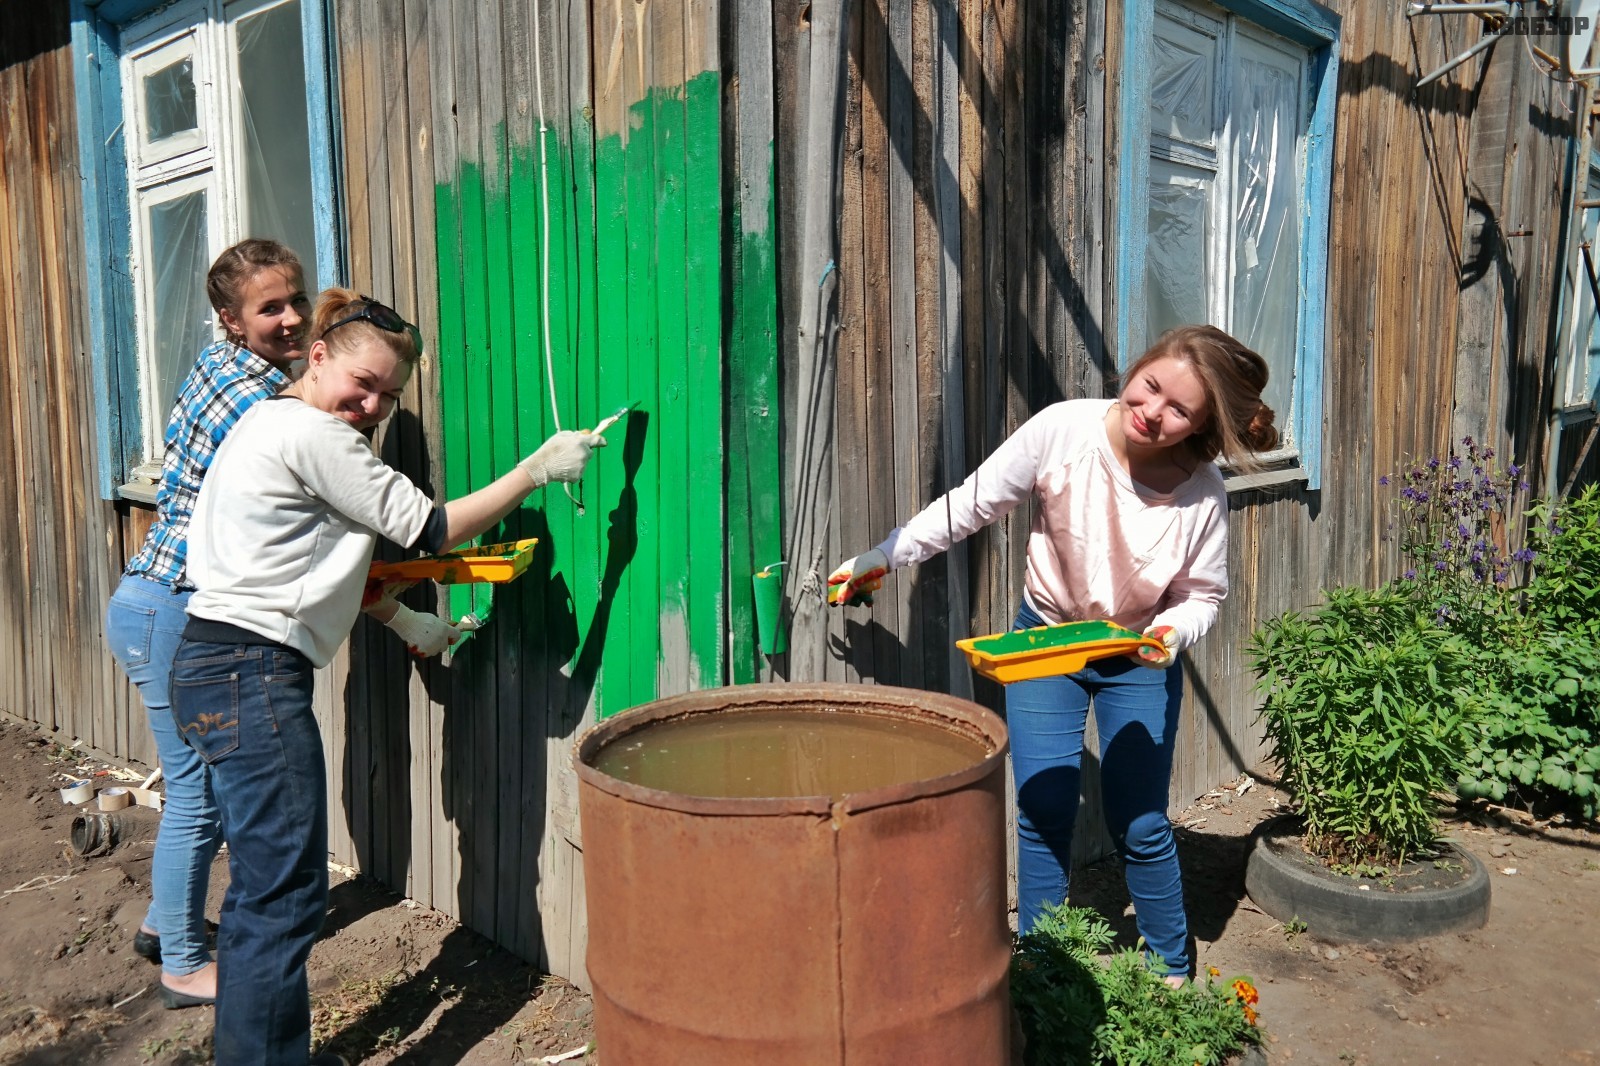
[1,713,1596,1065]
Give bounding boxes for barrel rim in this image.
[573,683,1010,816]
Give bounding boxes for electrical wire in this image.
[530,0,586,512]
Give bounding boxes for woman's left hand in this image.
[1137,625,1176,668]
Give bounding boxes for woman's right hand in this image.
[827,548,889,606]
[517,430,606,487]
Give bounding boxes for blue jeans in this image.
[104,574,222,977]
[171,638,327,1066]
[1006,599,1189,977]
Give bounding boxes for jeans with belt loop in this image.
[170,637,325,1066]
[1005,598,1190,977]
[104,574,221,977]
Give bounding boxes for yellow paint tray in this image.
[956,620,1166,684]
[367,537,538,586]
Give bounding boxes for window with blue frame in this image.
[1118,0,1338,487]
[72,0,338,501]
[1565,156,1600,413]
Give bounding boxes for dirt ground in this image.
[1,712,1596,1066]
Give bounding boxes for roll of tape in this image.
[97,787,132,812]
[59,779,95,805]
[128,787,163,811]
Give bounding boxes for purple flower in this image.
[1508,463,1521,478]
[1463,436,1476,447]
[1457,524,1470,537]
[1483,447,1495,460]
[1513,548,1535,563]
[1428,457,1441,469]
[1449,456,1463,470]
[1520,481,1530,492]
[1435,561,1447,571]
[1379,475,1390,486]
[1404,569,1417,580]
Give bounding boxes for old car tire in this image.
[1244,816,1490,942]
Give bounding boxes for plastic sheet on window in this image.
[235,0,318,283]
[143,57,198,143]
[1231,51,1301,431]
[1146,166,1210,343]
[148,191,213,417]
[1151,21,1215,146]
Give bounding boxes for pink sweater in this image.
[875,399,1229,652]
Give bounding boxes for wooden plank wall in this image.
[0,3,147,766]
[801,0,1582,846]
[334,0,727,980]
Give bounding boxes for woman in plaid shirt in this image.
[104,238,310,1009]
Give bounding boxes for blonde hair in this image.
[310,288,422,364]
[1123,325,1280,472]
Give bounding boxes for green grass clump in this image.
[1011,904,1262,1066]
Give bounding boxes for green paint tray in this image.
[367,538,539,586]
[956,620,1165,683]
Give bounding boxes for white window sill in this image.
[118,460,162,506]
[1222,459,1308,494]
[118,481,159,506]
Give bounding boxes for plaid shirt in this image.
[124,340,290,590]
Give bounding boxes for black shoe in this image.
[132,928,161,964]
[132,920,220,965]
[157,981,215,1010]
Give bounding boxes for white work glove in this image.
[383,603,467,658]
[827,548,890,606]
[517,430,606,488]
[1136,625,1176,669]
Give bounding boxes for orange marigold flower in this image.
[1243,1004,1259,1026]
[1231,978,1260,1005]
[1207,965,1221,978]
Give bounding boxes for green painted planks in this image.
[435,72,726,720]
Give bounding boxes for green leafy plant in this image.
[1522,484,1600,640]
[1247,585,1479,866]
[1455,635,1600,820]
[1010,904,1261,1066]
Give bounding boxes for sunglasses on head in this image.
[321,296,425,356]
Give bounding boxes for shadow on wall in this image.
[0,4,68,70]
[328,409,646,1062]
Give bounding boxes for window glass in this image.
[1147,159,1212,341]
[1567,168,1600,409]
[143,57,199,144]
[234,0,318,284]
[146,188,213,421]
[1230,33,1303,434]
[1150,15,1219,150]
[1143,0,1311,458]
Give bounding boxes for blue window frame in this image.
[71,0,340,500]
[1117,0,1338,488]
[1562,152,1600,415]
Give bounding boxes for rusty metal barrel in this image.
[574,682,1012,1065]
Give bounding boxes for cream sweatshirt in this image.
[186,397,435,667]
[876,398,1229,652]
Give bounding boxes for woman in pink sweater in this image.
[829,325,1278,984]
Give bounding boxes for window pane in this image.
[1151,13,1217,148]
[1147,159,1211,344]
[143,57,199,144]
[234,0,318,282]
[1231,38,1303,438]
[1568,172,1600,407]
[147,191,213,422]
